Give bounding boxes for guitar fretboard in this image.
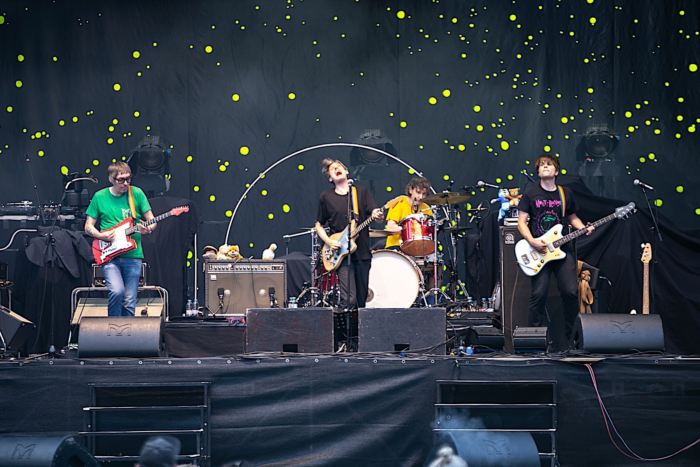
[125,210,179,235]
[552,212,617,248]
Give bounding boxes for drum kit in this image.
[296,189,477,310]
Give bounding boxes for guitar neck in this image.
[553,212,617,248]
[642,263,650,315]
[125,211,172,235]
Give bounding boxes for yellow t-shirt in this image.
[384,196,433,248]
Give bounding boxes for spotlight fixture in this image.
[580,125,619,160]
[127,135,171,196]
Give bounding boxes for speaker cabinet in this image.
[246,307,333,353]
[358,307,446,354]
[512,326,548,352]
[572,313,665,353]
[78,317,163,358]
[71,297,165,325]
[500,226,566,352]
[0,306,36,353]
[205,260,286,315]
[0,434,98,467]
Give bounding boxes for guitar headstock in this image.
[641,243,652,264]
[170,205,190,216]
[615,202,636,219]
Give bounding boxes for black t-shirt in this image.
[518,183,577,239]
[317,185,377,260]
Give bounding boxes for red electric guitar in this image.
[92,206,189,265]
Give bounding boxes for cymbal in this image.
[369,229,394,238]
[423,191,471,205]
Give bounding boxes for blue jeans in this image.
[103,258,142,316]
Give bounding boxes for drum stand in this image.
[420,215,450,307]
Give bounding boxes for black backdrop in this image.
[1,1,699,351]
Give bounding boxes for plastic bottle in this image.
[185,299,193,316]
[288,297,298,308]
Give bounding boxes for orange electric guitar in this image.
[641,243,652,315]
[92,206,189,265]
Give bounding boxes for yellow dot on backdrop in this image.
[443,175,450,181]
[648,153,656,160]
[113,83,121,92]
[428,97,437,105]
[218,164,226,172]
[231,93,240,102]
[544,145,551,152]
[501,141,510,151]
[628,126,635,133]
[186,155,193,162]
[60,166,69,176]
[442,89,451,97]
[92,159,100,166]
[6,106,13,113]
[225,210,232,217]
[589,17,597,25]
[458,144,466,151]
[654,128,661,134]
[473,105,481,112]
[37,150,45,157]
[676,115,684,122]
[476,124,484,132]
[187,251,193,260]
[0,15,5,24]
[17,54,24,62]
[106,137,114,145]
[282,204,291,213]
[288,92,296,100]
[72,116,79,123]
[261,190,268,196]
[689,125,697,133]
[132,51,140,59]
[386,186,393,192]
[654,199,663,207]
[509,14,517,21]
[587,88,594,94]
[240,146,249,156]
[676,186,684,193]
[204,45,213,54]
[267,213,274,220]
[15,80,23,88]
[209,195,216,202]
[639,157,646,163]
[397,10,406,19]
[249,242,255,248]
[193,185,200,192]
[297,164,305,171]
[689,63,698,72]
[561,117,569,124]
[624,111,632,118]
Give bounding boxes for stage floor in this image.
[1,353,699,466]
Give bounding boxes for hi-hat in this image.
[369,229,394,238]
[423,191,471,205]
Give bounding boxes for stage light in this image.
[127,135,171,196]
[580,125,619,160]
[349,129,397,165]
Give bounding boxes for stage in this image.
[1,350,699,466]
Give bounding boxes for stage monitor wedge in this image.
[358,307,446,354]
[0,306,36,353]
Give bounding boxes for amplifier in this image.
[92,262,148,287]
[204,259,286,315]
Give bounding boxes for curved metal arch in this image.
[224,142,427,244]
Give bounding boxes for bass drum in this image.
[365,249,423,308]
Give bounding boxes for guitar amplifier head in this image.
[204,259,286,315]
[92,262,148,287]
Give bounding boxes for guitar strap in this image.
[557,185,566,219]
[351,186,360,218]
[127,185,137,219]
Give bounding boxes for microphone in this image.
[268,287,278,308]
[477,180,500,189]
[633,179,655,191]
[347,178,354,186]
[520,169,536,183]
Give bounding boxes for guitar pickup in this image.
[521,254,530,265]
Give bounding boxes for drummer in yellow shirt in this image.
[385,176,433,250]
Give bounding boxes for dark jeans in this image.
[337,256,372,309]
[528,253,578,351]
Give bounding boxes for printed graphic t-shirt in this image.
[518,183,577,245]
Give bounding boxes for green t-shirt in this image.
[85,186,152,259]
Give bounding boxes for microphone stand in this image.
[639,186,663,242]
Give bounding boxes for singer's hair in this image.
[534,154,560,173]
[405,176,431,195]
[320,158,347,179]
[107,161,131,178]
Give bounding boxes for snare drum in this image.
[400,214,435,257]
[365,249,423,308]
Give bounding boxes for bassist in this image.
[315,158,383,310]
[517,154,593,351]
[85,162,156,316]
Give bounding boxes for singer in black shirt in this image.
[315,158,383,309]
